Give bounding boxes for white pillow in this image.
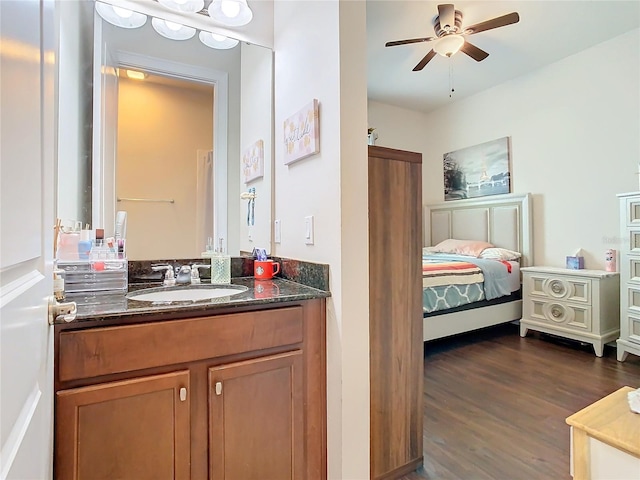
[479,247,521,261]
[426,238,494,257]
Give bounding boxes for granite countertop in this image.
[62,277,330,324]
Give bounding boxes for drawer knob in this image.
[179,387,187,402]
[550,280,565,295]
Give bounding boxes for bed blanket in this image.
[422,259,483,288]
[423,254,513,300]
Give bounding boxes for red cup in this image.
[254,260,280,280]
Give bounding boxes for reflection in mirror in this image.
[116,72,214,260]
[57,7,273,261]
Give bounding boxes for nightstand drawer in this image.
[525,274,591,304]
[527,299,592,332]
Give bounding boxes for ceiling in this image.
[367,0,640,113]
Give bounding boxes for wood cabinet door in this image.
[55,370,190,480]
[209,350,304,480]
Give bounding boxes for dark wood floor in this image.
[400,322,640,480]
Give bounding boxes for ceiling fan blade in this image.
[437,4,455,31]
[464,12,520,35]
[385,37,436,47]
[460,41,489,62]
[413,50,437,71]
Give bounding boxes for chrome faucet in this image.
[175,265,192,285]
[151,264,176,286]
[190,264,211,284]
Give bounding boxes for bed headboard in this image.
[425,193,533,267]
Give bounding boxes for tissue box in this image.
[566,256,584,270]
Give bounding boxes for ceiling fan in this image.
[385,4,520,71]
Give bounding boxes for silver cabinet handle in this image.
[180,387,187,402]
[215,382,222,396]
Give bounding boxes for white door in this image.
[0,0,56,478]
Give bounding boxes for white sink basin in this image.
[127,285,247,303]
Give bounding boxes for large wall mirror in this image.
[57,2,273,260]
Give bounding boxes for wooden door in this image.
[209,350,304,480]
[56,371,191,480]
[368,146,423,479]
[0,0,56,477]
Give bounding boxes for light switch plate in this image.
[304,216,314,245]
[274,219,281,244]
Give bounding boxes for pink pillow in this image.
[430,238,494,257]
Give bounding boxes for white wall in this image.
[274,1,370,478]
[239,43,273,254]
[369,28,640,270]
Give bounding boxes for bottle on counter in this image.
[210,237,231,284]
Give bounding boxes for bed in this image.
[422,193,533,341]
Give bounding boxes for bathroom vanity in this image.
[53,277,328,479]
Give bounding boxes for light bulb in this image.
[151,17,196,40]
[433,35,465,57]
[95,1,147,28]
[165,20,182,31]
[207,0,252,26]
[112,6,133,18]
[221,0,240,18]
[199,31,239,49]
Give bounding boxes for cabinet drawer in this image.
[626,256,640,284]
[627,286,640,312]
[627,314,640,345]
[526,298,592,332]
[59,306,304,382]
[525,274,591,304]
[627,230,640,254]
[625,197,640,227]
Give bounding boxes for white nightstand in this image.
[520,267,620,357]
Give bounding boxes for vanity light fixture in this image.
[157,0,204,14]
[207,0,253,27]
[95,0,248,48]
[198,31,239,50]
[151,17,196,40]
[95,1,147,29]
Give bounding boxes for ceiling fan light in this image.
[207,0,253,26]
[198,31,240,50]
[151,17,196,40]
[433,35,465,57]
[95,1,147,28]
[157,0,205,14]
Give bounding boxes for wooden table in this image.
[566,386,640,479]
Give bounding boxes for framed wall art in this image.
[242,139,264,184]
[443,136,511,201]
[283,99,320,165]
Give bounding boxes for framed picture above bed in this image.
[443,136,511,201]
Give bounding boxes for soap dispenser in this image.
[210,237,231,284]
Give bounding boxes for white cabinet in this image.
[520,267,620,357]
[617,192,640,361]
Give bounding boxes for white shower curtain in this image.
[196,149,214,253]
